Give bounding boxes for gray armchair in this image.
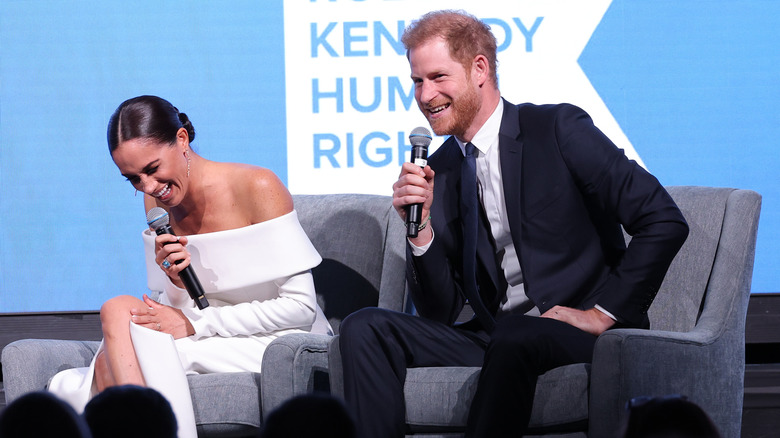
[329,186,761,438]
[2,194,408,437]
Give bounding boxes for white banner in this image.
[284,0,640,195]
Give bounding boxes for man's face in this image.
[409,38,481,139]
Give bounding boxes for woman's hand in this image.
[154,234,190,288]
[130,294,195,339]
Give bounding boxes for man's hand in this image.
[540,306,615,336]
[392,162,435,246]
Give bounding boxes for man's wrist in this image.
[591,307,616,331]
[408,226,434,255]
[417,214,431,232]
[594,305,617,322]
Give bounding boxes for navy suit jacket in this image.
[407,101,688,330]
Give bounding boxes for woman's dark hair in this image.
[107,95,195,153]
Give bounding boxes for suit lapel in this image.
[498,101,525,255]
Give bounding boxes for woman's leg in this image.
[96,295,148,389]
[93,351,113,392]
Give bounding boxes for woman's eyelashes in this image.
[124,165,159,185]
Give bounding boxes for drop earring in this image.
[186,150,191,178]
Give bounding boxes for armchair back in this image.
[292,194,407,332]
[648,186,755,333]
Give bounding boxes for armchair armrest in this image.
[589,326,744,437]
[260,333,333,417]
[1,339,101,403]
[327,335,344,399]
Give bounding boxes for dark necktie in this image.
[461,142,496,332]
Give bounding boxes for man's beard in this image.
[427,84,481,139]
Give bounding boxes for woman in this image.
[49,95,331,437]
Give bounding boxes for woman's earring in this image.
[185,150,191,178]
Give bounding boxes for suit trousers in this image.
[338,307,598,438]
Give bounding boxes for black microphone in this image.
[146,207,209,309]
[406,126,433,237]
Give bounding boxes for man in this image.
[338,10,689,438]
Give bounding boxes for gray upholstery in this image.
[328,186,761,438]
[1,194,407,437]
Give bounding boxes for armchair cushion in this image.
[404,364,589,432]
[2,339,100,404]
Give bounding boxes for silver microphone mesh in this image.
[409,126,432,147]
[146,207,170,230]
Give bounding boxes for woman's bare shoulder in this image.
[222,163,293,223]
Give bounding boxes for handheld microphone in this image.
[406,126,433,237]
[146,207,209,309]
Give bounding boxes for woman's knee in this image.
[100,295,144,330]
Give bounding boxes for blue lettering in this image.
[346,133,355,167]
[310,22,339,57]
[309,20,408,57]
[344,22,369,57]
[309,18,542,57]
[373,21,405,56]
[313,134,340,168]
[388,77,414,111]
[313,131,413,168]
[482,19,512,52]
[360,132,393,167]
[350,77,381,112]
[513,17,543,52]
[397,131,411,166]
[312,78,344,113]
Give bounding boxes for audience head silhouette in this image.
[622,395,721,438]
[260,393,355,438]
[0,391,92,438]
[83,385,177,438]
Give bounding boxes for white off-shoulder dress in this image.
[49,211,332,438]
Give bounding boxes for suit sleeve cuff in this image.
[408,228,435,256]
[595,304,617,321]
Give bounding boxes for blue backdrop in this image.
[1,0,777,312]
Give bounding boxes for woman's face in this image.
[111,130,189,206]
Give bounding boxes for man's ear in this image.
[474,55,491,84]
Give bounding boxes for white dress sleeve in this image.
[180,271,318,340]
[143,210,325,340]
